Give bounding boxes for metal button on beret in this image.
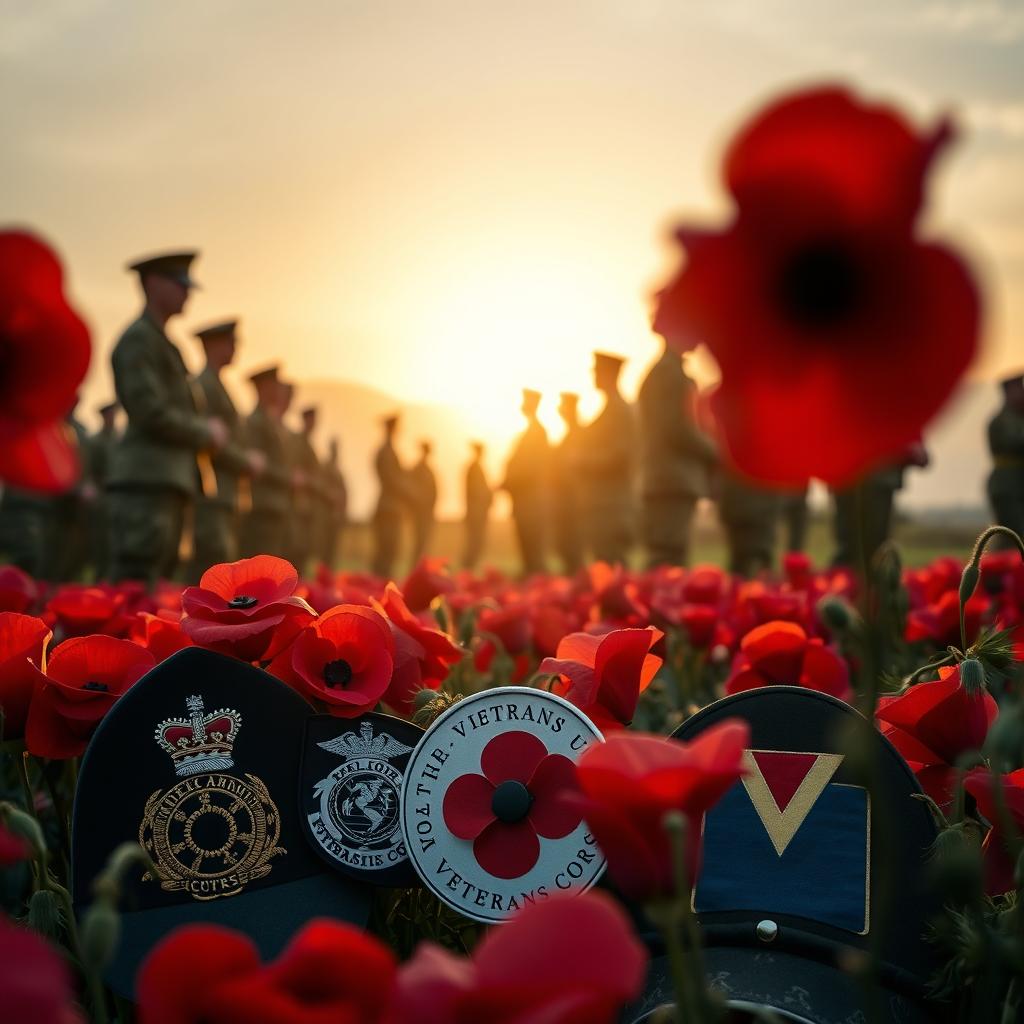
[71,648,370,998]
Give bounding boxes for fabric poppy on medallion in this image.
[387,891,648,1024]
[574,721,749,902]
[653,86,979,487]
[0,612,51,739]
[725,620,851,701]
[268,604,395,717]
[875,665,998,809]
[180,556,315,663]
[963,768,1024,897]
[0,915,81,1024]
[442,731,582,879]
[538,627,663,731]
[0,230,92,493]
[24,635,155,759]
[136,919,396,1024]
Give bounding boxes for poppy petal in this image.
[443,773,496,840]
[480,730,547,786]
[528,754,583,839]
[473,819,539,879]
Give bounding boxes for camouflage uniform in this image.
[239,402,290,560]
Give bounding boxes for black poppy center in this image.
[83,681,109,692]
[229,595,259,609]
[491,780,532,824]
[777,240,864,327]
[323,659,353,689]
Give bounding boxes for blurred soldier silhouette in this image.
[45,403,96,581]
[502,388,550,576]
[287,404,322,577]
[373,413,414,578]
[637,338,717,567]
[107,252,228,584]
[240,365,290,560]
[552,392,585,574]
[779,486,810,553]
[86,400,120,576]
[987,373,1024,543]
[718,470,780,578]
[410,440,438,561]
[577,352,636,565]
[832,441,929,568]
[318,437,348,569]
[187,321,263,580]
[462,440,492,569]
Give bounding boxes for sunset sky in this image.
[3,1,1022,513]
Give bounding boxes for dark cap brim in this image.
[627,947,936,1024]
[101,871,370,998]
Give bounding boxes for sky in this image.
[3,0,1023,512]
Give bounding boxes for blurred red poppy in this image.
[575,721,749,901]
[181,556,315,663]
[654,86,979,487]
[0,566,38,614]
[539,627,663,731]
[137,919,395,1024]
[963,767,1024,896]
[127,611,194,662]
[0,612,51,739]
[905,587,988,648]
[0,231,92,493]
[269,604,395,717]
[401,557,456,612]
[24,634,155,758]
[46,585,123,637]
[0,916,81,1024]
[388,891,647,1024]
[875,665,998,808]
[726,620,851,701]
[443,731,581,879]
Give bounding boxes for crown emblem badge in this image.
[154,695,242,778]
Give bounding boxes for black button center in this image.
[83,681,109,692]
[491,780,532,823]
[229,595,259,609]
[323,659,353,688]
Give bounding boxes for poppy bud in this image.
[0,803,46,860]
[958,658,985,698]
[958,561,980,612]
[927,824,983,909]
[818,595,855,635]
[80,898,121,973]
[27,889,62,940]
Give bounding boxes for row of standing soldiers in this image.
[0,251,347,584]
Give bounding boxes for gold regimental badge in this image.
[139,696,286,901]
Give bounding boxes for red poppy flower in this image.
[127,612,194,662]
[137,919,395,1024]
[373,584,462,716]
[0,916,81,1024]
[442,731,582,879]
[539,627,663,731]
[24,635,155,759]
[401,557,456,613]
[47,585,124,637]
[269,604,395,717]
[181,556,315,663]
[0,230,92,493]
[963,767,1024,897]
[575,721,750,901]
[905,587,988,649]
[0,612,51,739]
[726,620,851,701]
[875,665,998,808]
[654,86,979,487]
[783,551,814,591]
[0,566,38,614]
[388,891,647,1024]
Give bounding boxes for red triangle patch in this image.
[750,751,819,812]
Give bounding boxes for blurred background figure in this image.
[319,437,348,569]
[47,401,96,581]
[462,440,492,569]
[718,469,780,578]
[638,338,717,567]
[288,403,322,576]
[240,365,289,560]
[986,373,1024,545]
[779,485,810,554]
[552,392,585,575]
[410,440,438,561]
[86,400,120,577]
[502,388,550,576]
[107,251,227,584]
[577,352,635,565]
[372,413,413,578]
[832,441,930,568]
[187,320,262,581]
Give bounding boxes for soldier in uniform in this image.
[409,440,438,561]
[107,252,228,584]
[86,401,120,577]
[462,441,492,569]
[287,404,322,576]
[239,366,290,560]
[187,321,264,579]
[718,470,781,577]
[576,352,636,565]
[318,437,348,569]
[502,389,550,576]
[551,392,585,574]
[637,340,717,567]
[987,373,1024,542]
[372,413,414,579]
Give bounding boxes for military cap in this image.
[194,320,239,343]
[71,648,370,998]
[626,687,941,1024]
[593,350,626,369]
[1000,371,1024,389]
[522,388,542,403]
[381,411,401,427]
[99,401,119,415]
[248,364,280,386]
[301,405,318,418]
[127,250,198,288]
[558,391,579,408]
